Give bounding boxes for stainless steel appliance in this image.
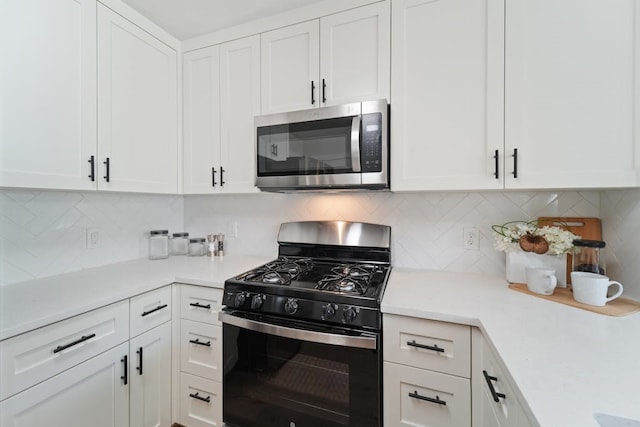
[220,221,391,427]
[255,100,389,192]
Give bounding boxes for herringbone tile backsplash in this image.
[2,188,639,300]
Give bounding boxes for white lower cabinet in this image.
[0,342,130,427]
[0,287,173,427]
[383,314,471,426]
[472,328,536,427]
[178,285,225,427]
[179,372,223,427]
[130,321,172,427]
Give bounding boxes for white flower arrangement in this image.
[491,220,580,256]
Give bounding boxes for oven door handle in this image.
[219,312,377,350]
[350,115,361,172]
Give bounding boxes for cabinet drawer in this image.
[180,320,222,381]
[130,286,172,337]
[180,285,224,325]
[0,300,129,401]
[383,314,471,377]
[179,372,223,427]
[383,361,470,427]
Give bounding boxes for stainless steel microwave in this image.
[255,99,389,192]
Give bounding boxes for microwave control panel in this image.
[361,113,383,172]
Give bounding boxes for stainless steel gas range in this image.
[220,220,391,427]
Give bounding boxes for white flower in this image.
[491,221,580,256]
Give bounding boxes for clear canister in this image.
[188,237,206,256]
[171,232,189,256]
[149,230,169,260]
[572,239,606,275]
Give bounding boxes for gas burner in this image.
[236,257,314,286]
[317,264,380,295]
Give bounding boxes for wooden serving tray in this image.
[508,283,640,317]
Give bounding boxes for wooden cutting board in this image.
[537,217,602,284]
[509,283,640,317]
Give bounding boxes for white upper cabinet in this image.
[183,46,222,194]
[391,0,505,191]
[97,4,178,193]
[504,0,639,189]
[219,35,261,193]
[0,0,97,191]
[261,21,320,114]
[184,36,260,194]
[319,2,390,106]
[261,2,390,114]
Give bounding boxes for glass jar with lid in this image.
[572,239,606,275]
[188,237,206,256]
[171,232,189,256]
[149,230,169,260]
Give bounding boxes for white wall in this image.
[184,190,600,274]
[4,188,639,301]
[0,189,183,284]
[600,188,640,300]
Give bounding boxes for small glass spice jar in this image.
[572,239,606,275]
[170,232,189,256]
[207,234,218,257]
[149,230,169,260]
[188,237,206,256]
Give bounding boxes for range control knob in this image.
[343,306,358,324]
[322,303,338,320]
[233,292,246,308]
[251,294,265,310]
[284,298,299,315]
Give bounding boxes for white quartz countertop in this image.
[0,255,268,341]
[382,268,640,427]
[3,259,639,426]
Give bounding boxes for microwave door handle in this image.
[350,116,362,172]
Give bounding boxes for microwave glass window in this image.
[257,117,355,176]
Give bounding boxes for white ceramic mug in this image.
[525,267,557,295]
[570,272,624,306]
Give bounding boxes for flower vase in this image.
[505,250,567,288]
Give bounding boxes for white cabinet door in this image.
[504,0,639,189]
[97,4,178,194]
[0,0,97,191]
[471,329,535,427]
[219,35,261,194]
[183,46,221,194]
[320,1,390,106]
[391,0,505,191]
[129,322,171,427]
[261,21,320,114]
[0,343,129,427]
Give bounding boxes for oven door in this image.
[220,311,381,427]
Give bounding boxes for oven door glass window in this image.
[223,318,380,427]
[257,117,357,177]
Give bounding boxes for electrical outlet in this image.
[463,228,480,250]
[86,228,101,249]
[228,221,238,238]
